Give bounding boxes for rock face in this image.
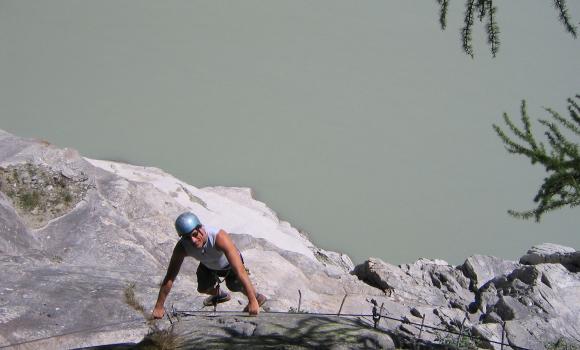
[0,129,579,350]
[462,255,520,291]
[0,130,389,349]
[520,243,580,272]
[354,249,580,350]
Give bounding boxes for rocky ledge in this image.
[0,130,578,350]
[353,243,580,350]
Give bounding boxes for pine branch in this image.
[492,122,534,157]
[508,197,568,221]
[538,119,569,157]
[435,1,577,57]
[502,101,534,145]
[476,0,488,22]
[539,118,579,163]
[486,1,500,57]
[567,96,580,126]
[462,0,476,57]
[520,101,538,150]
[494,95,580,221]
[552,0,578,38]
[437,0,449,30]
[546,106,580,136]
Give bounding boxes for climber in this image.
[152,212,266,318]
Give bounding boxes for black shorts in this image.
[196,256,245,293]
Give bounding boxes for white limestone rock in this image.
[461,255,520,291]
[520,243,579,271]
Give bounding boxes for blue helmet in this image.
[175,212,201,236]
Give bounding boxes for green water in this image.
[1,1,578,264]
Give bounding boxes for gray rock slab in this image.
[471,323,503,350]
[0,193,38,255]
[461,255,520,291]
[492,295,531,321]
[520,243,579,271]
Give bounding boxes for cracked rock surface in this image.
[354,247,580,349]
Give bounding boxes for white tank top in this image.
[180,226,230,270]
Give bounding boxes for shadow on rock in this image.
[132,314,395,350]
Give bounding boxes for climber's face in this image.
[189,226,206,249]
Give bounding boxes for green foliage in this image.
[50,255,64,264]
[288,306,309,314]
[61,189,73,203]
[436,0,449,30]
[435,0,577,57]
[0,164,91,229]
[552,0,578,39]
[493,95,580,221]
[19,190,41,210]
[546,338,580,350]
[434,329,478,349]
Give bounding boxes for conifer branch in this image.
[552,0,578,38]
[436,0,449,30]
[568,95,580,125]
[486,1,500,57]
[476,0,488,22]
[462,0,476,57]
[436,1,576,57]
[493,95,580,221]
[545,107,580,136]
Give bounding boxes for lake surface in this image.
[1,1,578,264]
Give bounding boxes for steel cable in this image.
[0,308,531,350]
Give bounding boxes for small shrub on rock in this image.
[19,190,41,210]
[546,338,580,350]
[434,329,478,349]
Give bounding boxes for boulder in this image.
[492,295,531,321]
[461,255,520,291]
[520,243,579,271]
[354,258,474,310]
[475,263,580,347]
[471,323,504,350]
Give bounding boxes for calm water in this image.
[1,1,578,264]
